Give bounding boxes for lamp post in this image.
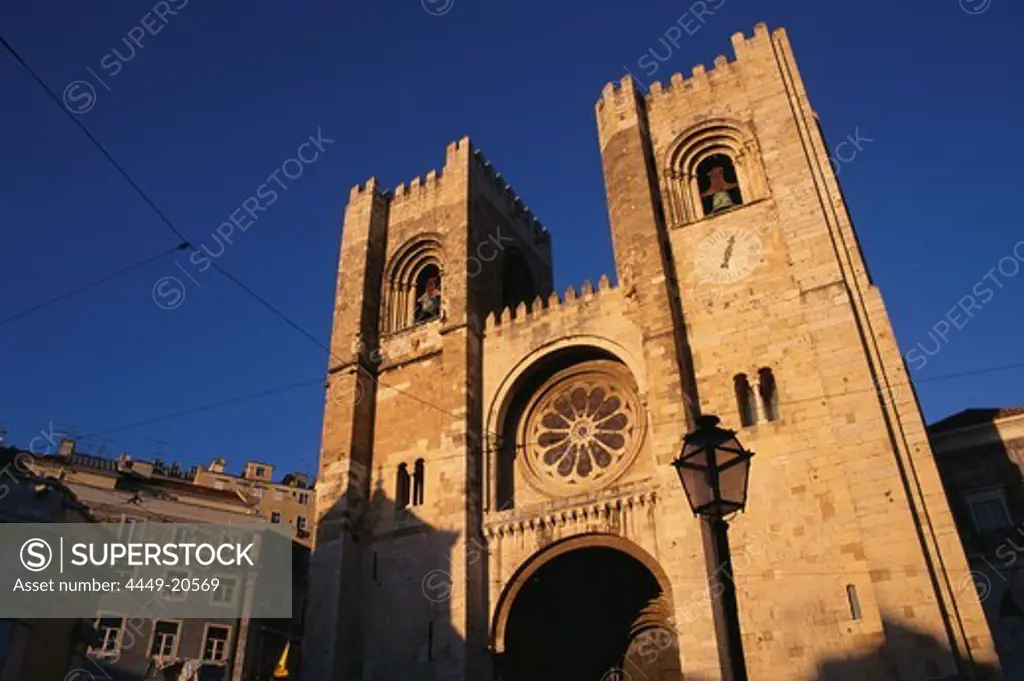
[671,414,754,681]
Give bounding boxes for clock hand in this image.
[720,236,736,269]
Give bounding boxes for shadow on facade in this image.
[812,619,1002,681]
[307,479,468,681]
[930,411,1024,673]
[309,470,1010,681]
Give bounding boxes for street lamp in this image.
[671,414,753,681]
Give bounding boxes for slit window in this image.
[758,368,779,422]
[412,459,425,507]
[846,584,862,620]
[396,464,411,510]
[734,374,756,427]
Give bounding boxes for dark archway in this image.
[500,249,537,313]
[499,544,682,681]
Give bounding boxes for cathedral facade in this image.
[303,24,1002,681]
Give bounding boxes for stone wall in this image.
[305,22,1003,681]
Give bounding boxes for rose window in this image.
[519,362,644,495]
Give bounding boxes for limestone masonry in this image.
[302,23,1003,681]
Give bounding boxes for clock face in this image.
[693,227,763,285]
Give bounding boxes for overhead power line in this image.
[4,30,1022,463]
[0,243,187,327]
[0,35,191,246]
[1,31,471,429]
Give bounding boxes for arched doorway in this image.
[494,536,683,681]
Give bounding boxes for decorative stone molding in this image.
[484,487,657,538]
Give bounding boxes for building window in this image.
[271,512,281,524]
[149,620,180,659]
[734,374,756,427]
[664,119,766,226]
[298,492,309,504]
[212,577,238,606]
[381,236,444,333]
[163,570,189,602]
[967,490,1012,535]
[758,368,779,422]
[412,459,425,507]
[92,615,124,658]
[255,466,266,478]
[396,464,411,510]
[413,265,442,324]
[201,625,231,663]
[296,516,308,532]
[173,526,194,545]
[697,154,743,216]
[846,585,862,621]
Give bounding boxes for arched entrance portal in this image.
[495,538,683,681]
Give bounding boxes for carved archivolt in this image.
[381,235,444,333]
[662,117,768,226]
[517,360,645,497]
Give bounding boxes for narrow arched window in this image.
[396,464,410,510]
[412,458,425,507]
[381,236,443,333]
[697,154,743,216]
[846,584,862,620]
[734,373,756,427]
[413,265,442,325]
[758,368,779,422]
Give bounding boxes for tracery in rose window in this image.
[519,361,644,495]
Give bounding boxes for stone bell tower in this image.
[303,138,553,681]
[305,22,1003,681]
[592,21,1001,680]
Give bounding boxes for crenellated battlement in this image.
[471,148,550,248]
[348,176,388,202]
[596,22,778,115]
[383,136,472,207]
[485,274,616,331]
[392,168,445,201]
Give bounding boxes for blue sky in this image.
[1,0,1021,478]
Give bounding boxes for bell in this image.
[710,190,736,212]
